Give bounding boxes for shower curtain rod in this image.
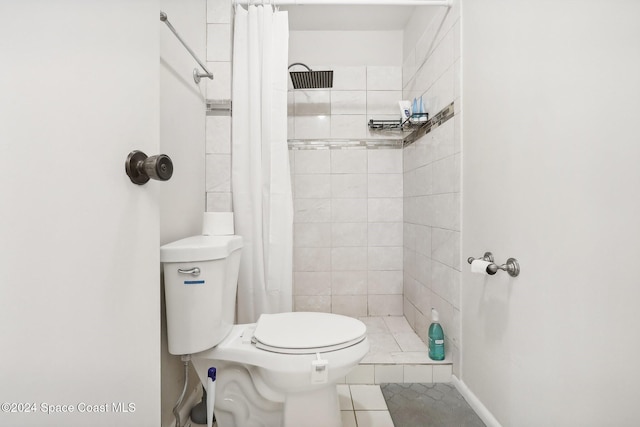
[234,0,451,6]
[160,11,214,84]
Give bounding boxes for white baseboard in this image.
[451,375,502,427]
[163,385,203,427]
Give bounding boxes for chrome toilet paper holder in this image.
[467,252,520,277]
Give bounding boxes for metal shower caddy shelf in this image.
[368,113,429,131]
[368,102,455,146]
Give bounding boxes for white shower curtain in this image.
[232,5,293,323]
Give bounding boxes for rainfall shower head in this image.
[288,63,333,89]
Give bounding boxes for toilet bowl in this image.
[160,233,369,427]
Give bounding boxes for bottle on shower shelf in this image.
[428,308,445,361]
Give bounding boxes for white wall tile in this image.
[332,247,367,271]
[403,365,433,383]
[331,91,366,114]
[368,222,403,247]
[288,116,295,138]
[331,199,367,222]
[332,174,368,198]
[415,225,432,256]
[374,365,404,384]
[293,248,331,272]
[366,91,403,116]
[294,223,332,248]
[206,192,232,212]
[368,150,403,173]
[431,228,457,267]
[367,66,402,90]
[205,61,231,99]
[368,247,403,271]
[294,150,331,174]
[333,295,367,317]
[295,174,331,198]
[205,153,230,192]
[294,295,331,312]
[206,115,231,154]
[207,0,231,24]
[332,271,367,295]
[368,271,403,295]
[331,115,367,139]
[345,365,374,384]
[368,294,403,316]
[293,272,331,296]
[294,90,331,116]
[331,150,367,174]
[368,198,403,223]
[332,222,368,247]
[294,116,331,139]
[332,66,367,90]
[368,174,403,198]
[433,119,456,161]
[294,198,331,223]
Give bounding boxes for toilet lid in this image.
[253,312,367,354]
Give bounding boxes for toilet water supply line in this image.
[173,355,191,427]
[173,354,217,427]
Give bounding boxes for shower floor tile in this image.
[358,316,450,366]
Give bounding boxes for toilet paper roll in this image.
[202,212,234,236]
[470,259,492,274]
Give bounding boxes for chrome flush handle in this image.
[178,267,201,276]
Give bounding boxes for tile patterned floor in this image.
[339,384,395,427]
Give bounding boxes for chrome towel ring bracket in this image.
[467,251,520,277]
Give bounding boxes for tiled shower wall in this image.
[205,0,233,212]
[290,148,404,317]
[287,66,402,140]
[288,65,406,317]
[401,2,461,374]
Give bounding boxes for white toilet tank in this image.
[160,235,242,355]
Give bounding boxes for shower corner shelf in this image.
[368,114,429,146]
[368,113,429,132]
[368,102,455,146]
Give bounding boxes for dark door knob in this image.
[125,150,174,185]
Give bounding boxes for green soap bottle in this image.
[428,308,445,361]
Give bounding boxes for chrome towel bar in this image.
[160,11,214,84]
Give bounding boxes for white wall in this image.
[289,31,403,67]
[159,0,207,425]
[462,0,640,425]
[0,1,160,426]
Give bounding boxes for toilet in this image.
[160,233,369,427]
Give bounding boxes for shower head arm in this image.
[288,62,312,72]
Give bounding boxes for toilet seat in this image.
[253,312,367,355]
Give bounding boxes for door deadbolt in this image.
[125,150,173,185]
